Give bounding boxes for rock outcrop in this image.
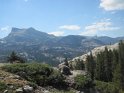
[71,43,118,62]
[58,63,72,75]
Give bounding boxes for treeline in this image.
[86,40,124,91]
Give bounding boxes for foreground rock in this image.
[23,85,33,93]
[15,85,34,93]
[16,88,23,93]
[58,63,72,75]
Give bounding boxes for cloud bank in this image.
[0,26,11,38]
[80,19,119,36]
[100,0,124,11]
[59,25,81,31]
[48,31,64,36]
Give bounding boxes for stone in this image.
[59,63,72,75]
[0,77,4,80]
[16,88,23,93]
[23,85,33,93]
[9,85,14,89]
[61,66,72,75]
[76,91,84,93]
[44,90,50,93]
[4,90,8,93]
[9,75,21,79]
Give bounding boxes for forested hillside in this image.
[85,40,124,93]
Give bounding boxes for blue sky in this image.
[0,0,124,38]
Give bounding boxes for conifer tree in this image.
[64,58,69,67]
[113,63,121,89]
[95,52,106,81]
[112,40,124,90]
[118,40,124,90]
[86,53,95,80]
[112,49,119,73]
[103,47,112,82]
[7,51,25,63]
[75,59,85,70]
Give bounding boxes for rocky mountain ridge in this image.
[0,27,124,66]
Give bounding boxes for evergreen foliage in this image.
[95,81,119,93]
[7,51,25,63]
[0,82,7,92]
[86,53,95,80]
[64,58,69,67]
[86,40,124,92]
[117,40,124,90]
[74,75,93,90]
[74,59,85,70]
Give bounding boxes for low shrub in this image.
[48,70,66,88]
[2,63,52,75]
[2,63,66,88]
[0,81,7,91]
[74,74,93,90]
[95,80,119,93]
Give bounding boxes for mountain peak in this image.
[26,27,38,33]
[11,27,36,32]
[27,27,35,30]
[11,27,36,33]
[4,27,56,44]
[11,27,34,34]
[11,27,23,32]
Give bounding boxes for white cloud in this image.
[80,19,119,36]
[0,26,10,32]
[0,26,11,38]
[59,25,81,30]
[100,0,124,11]
[48,31,64,36]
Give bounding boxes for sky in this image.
[0,0,124,38]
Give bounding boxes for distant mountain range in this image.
[0,27,124,66]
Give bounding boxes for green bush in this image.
[74,75,93,90]
[0,81,7,91]
[28,82,38,89]
[95,81,119,93]
[2,63,52,75]
[48,70,66,88]
[2,63,66,88]
[2,63,52,84]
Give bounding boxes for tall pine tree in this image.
[95,52,105,81]
[86,52,95,80]
[112,49,119,72]
[118,40,124,90]
[113,63,121,89]
[103,47,113,82]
